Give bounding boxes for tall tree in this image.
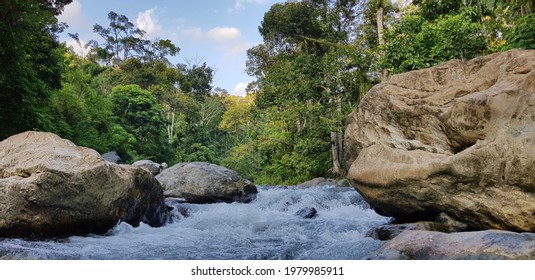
[244,0,374,183]
[90,11,145,66]
[89,11,179,66]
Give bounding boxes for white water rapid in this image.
[0,186,390,260]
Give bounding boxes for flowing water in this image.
[0,186,390,260]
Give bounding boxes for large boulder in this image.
[0,131,168,238]
[344,49,535,232]
[156,162,257,203]
[370,230,535,260]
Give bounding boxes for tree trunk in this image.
[331,131,342,176]
[377,6,388,80]
[377,7,385,47]
[167,111,175,143]
[337,130,344,172]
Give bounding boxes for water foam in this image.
[0,186,389,260]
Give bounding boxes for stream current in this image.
[0,185,389,260]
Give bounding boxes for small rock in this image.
[133,160,161,175]
[295,207,317,219]
[160,162,169,170]
[435,212,467,231]
[101,151,122,164]
[297,177,336,187]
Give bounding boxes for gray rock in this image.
[297,177,351,188]
[297,177,336,187]
[156,162,257,203]
[0,131,167,238]
[101,151,122,164]
[370,230,535,260]
[366,222,459,241]
[435,212,467,231]
[132,160,161,175]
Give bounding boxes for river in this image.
[0,185,390,260]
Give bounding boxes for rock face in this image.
[156,162,257,203]
[345,49,535,232]
[0,131,168,238]
[370,230,535,260]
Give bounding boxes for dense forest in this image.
[1,0,534,185]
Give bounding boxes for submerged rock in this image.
[297,177,350,188]
[156,162,257,203]
[345,49,535,232]
[295,207,317,219]
[0,131,168,238]
[370,230,535,260]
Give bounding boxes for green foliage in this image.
[0,0,70,139]
[110,85,169,162]
[415,0,465,21]
[380,10,487,74]
[177,62,214,100]
[259,2,323,49]
[238,0,376,184]
[505,14,535,49]
[2,1,534,186]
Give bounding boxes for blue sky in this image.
[57,0,284,96]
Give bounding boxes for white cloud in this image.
[229,0,269,12]
[206,27,253,55]
[57,0,86,28]
[136,8,162,38]
[206,27,241,42]
[232,82,249,96]
[65,38,91,57]
[181,27,203,42]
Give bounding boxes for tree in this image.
[90,11,145,66]
[371,0,394,79]
[89,11,179,66]
[0,0,72,139]
[177,61,214,100]
[379,3,488,74]
[244,0,375,183]
[110,85,169,161]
